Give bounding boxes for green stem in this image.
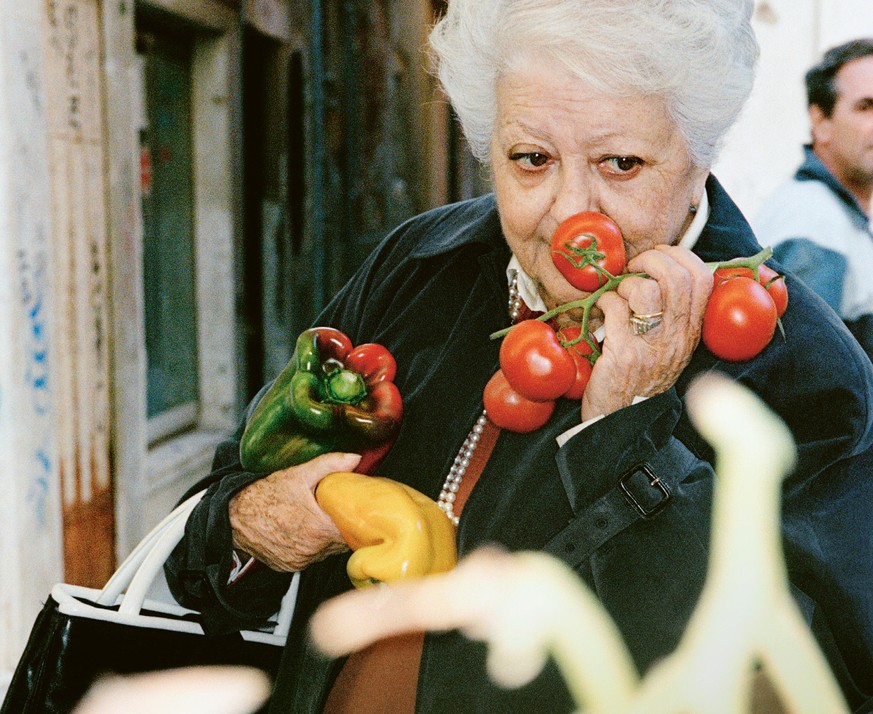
[489,247,775,348]
[489,272,644,341]
[702,246,773,276]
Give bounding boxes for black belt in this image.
[544,445,697,569]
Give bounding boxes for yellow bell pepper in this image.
[315,472,458,588]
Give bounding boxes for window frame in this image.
[138,22,200,441]
[143,11,238,506]
[106,0,240,554]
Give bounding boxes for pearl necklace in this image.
[437,271,523,525]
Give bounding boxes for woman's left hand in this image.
[580,245,712,422]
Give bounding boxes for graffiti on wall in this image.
[16,244,53,527]
[3,18,57,539]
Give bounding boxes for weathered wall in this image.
[44,0,115,589]
[0,0,116,683]
[0,0,63,681]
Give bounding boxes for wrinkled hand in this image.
[229,452,361,572]
[581,245,712,422]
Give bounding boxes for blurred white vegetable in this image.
[309,373,850,713]
[628,373,848,714]
[311,546,639,711]
[72,665,270,714]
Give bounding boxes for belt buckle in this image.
[619,463,671,519]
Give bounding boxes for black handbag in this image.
[1,491,298,714]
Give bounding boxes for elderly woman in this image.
[167,0,873,711]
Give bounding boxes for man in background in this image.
[754,38,873,359]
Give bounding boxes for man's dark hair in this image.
[806,38,873,116]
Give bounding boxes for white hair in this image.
[429,0,759,168]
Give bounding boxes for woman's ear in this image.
[691,165,710,203]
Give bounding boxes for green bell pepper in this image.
[240,327,403,474]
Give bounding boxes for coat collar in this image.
[794,144,869,222]
[693,174,764,262]
[408,194,504,259]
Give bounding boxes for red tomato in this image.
[702,277,777,362]
[556,325,597,400]
[757,264,788,318]
[713,266,754,286]
[713,263,788,319]
[499,320,576,401]
[550,212,626,291]
[483,370,555,433]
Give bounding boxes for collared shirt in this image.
[505,190,711,446]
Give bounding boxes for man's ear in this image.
[809,104,831,146]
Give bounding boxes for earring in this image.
[689,205,698,215]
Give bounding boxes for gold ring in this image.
[629,311,663,335]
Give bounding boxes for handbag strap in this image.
[119,491,208,615]
[96,488,297,637]
[97,490,206,606]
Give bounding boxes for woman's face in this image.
[491,59,710,311]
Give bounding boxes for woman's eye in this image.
[600,156,643,176]
[509,152,550,170]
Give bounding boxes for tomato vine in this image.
[491,246,778,364]
[486,208,787,431]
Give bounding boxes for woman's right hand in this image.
[228,452,362,572]
[580,244,712,422]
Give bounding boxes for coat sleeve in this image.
[162,218,414,635]
[553,275,873,709]
[163,421,295,636]
[764,311,873,709]
[551,387,714,671]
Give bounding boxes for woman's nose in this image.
[551,170,598,222]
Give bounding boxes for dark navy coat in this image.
[167,176,873,712]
